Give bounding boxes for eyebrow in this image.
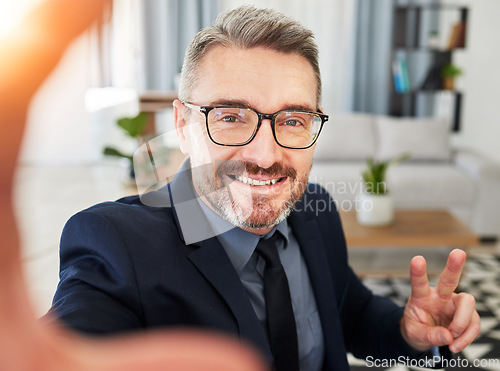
[208,98,317,113]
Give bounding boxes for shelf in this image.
[390,91,463,132]
[393,5,468,50]
[390,1,467,132]
[395,5,468,10]
[393,47,464,52]
[395,90,463,95]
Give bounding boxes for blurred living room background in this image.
[6,0,500,366]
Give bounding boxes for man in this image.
[49,6,480,371]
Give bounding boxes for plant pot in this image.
[356,193,394,226]
[442,77,455,90]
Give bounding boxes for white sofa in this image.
[309,113,500,239]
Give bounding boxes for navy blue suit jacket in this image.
[49,165,422,370]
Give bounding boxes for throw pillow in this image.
[375,116,451,161]
[314,113,376,161]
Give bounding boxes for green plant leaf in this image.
[389,151,411,166]
[117,112,148,138]
[361,152,411,194]
[103,146,133,161]
[441,63,463,78]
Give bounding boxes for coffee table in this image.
[339,209,479,277]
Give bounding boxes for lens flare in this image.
[0,0,45,39]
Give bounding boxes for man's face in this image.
[175,46,318,235]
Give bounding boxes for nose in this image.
[239,119,283,169]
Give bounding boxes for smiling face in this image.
[174,45,318,235]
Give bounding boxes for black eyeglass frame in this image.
[183,102,328,149]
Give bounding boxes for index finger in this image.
[437,249,466,299]
[410,255,431,298]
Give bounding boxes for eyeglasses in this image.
[183,102,328,149]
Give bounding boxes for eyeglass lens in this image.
[207,107,321,148]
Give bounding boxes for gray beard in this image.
[210,191,297,229]
[190,159,309,229]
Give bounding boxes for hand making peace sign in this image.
[400,249,481,353]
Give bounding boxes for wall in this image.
[20,32,138,165]
[451,0,500,165]
[20,35,96,165]
[19,0,142,165]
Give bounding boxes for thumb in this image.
[424,326,455,348]
[402,316,454,351]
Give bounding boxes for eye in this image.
[284,119,302,127]
[279,115,306,128]
[221,115,239,123]
[212,112,242,124]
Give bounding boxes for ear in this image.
[173,99,190,154]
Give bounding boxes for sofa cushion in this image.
[309,162,475,211]
[375,116,451,162]
[387,164,475,208]
[314,113,376,161]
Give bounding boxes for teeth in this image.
[235,176,280,186]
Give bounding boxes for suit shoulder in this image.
[68,193,174,229]
[292,182,338,219]
[305,182,331,199]
[81,193,166,212]
[303,182,337,205]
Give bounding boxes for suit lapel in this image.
[289,210,349,371]
[188,238,272,359]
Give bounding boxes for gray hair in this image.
[178,5,322,107]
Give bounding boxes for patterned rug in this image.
[349,251,500,370]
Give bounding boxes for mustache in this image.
[216,160,297,180]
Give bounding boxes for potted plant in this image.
[441,63,463,90]
[356,152,410,226]
[103,112,149,182]
[103,112,149,160]
[103,113,177,191]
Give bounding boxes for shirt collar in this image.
[195,195,289,273]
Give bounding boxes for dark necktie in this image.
[256,234,300,371]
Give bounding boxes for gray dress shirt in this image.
[196,198,325,371]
